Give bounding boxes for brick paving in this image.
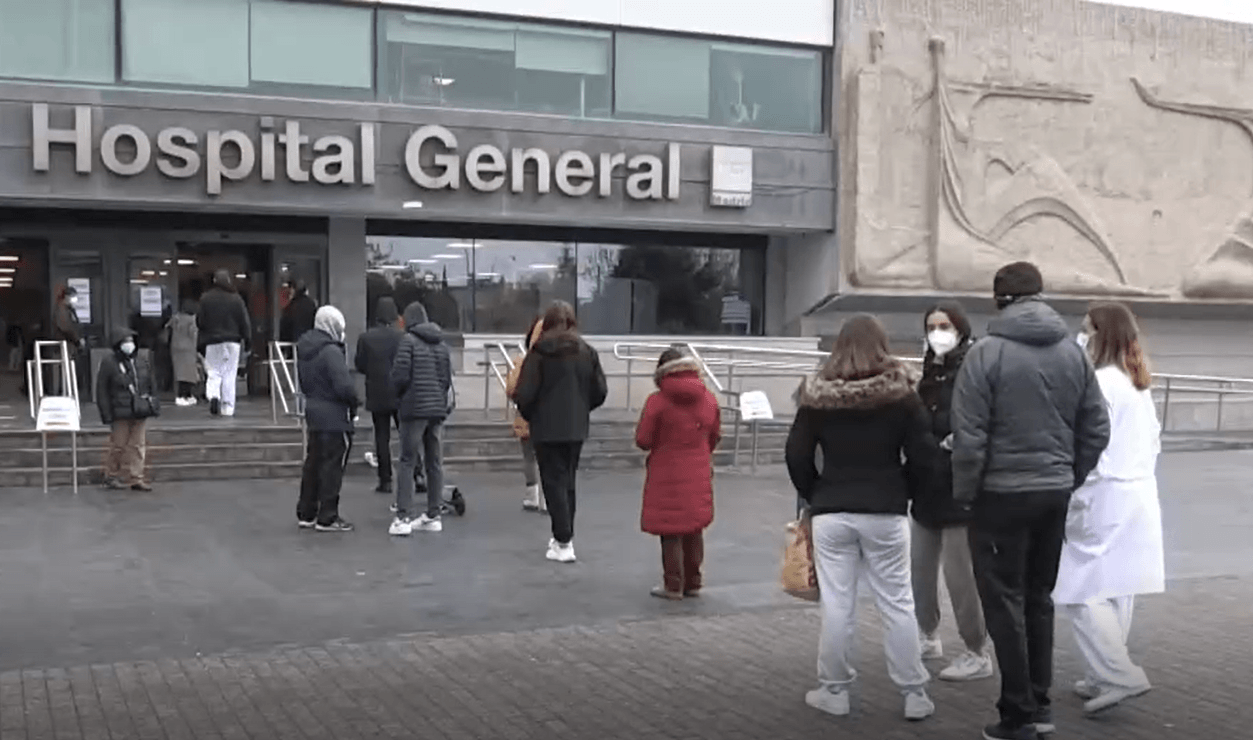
[1,574,1248,740]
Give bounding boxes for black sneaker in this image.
[131,482,153,492]
[209,398,221,416]
[315,518,354,532]
[104,478,125,490]
[983,723,1039,740]
[1031,707,1055,735]
[375,481,393,494]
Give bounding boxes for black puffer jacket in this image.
[513,330,608,444]
[96,329,158,425]
[951,298,1110,501]
[913,302,976,529]
[785,364,939,517]
[196,287,251,347]
[297,329,358,432]
[354,298,403,414]
[390,302,453,422]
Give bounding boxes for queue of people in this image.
[785,261,1164,740]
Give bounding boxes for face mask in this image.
[68,296,78,306]
[927,329,960,357]
[119,341,135,356]
[1076,333,1090,350]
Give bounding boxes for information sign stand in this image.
[36,396,81,494]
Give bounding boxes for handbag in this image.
[781,511,820,602]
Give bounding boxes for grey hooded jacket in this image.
[390,302,453,421]
[950,298,1110,501]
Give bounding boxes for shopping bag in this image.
[781,513,819,602]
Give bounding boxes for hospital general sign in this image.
[29,104,753,207]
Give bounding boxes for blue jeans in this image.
[396,419,444,520]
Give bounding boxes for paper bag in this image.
[781,513,819,602]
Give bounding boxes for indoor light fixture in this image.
[409,258,438,265]
[0,268,15,273]
[402,200,424,209]
[235,273,246,279]
[447,242,476,249]
[528,263,558,270]
[178,259,196,265]
[432,254,460,260]
[0,256,18,262]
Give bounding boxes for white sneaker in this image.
[805,688,850,717]
[1073,679,1100,700]
[939,650,995,681]
[920,634,944,660]
[364,451,378,468]
[545,539,576,562]
[388,517,413,536]
[1083,683,1151,714]
[175,397,188,407]
[414,514,442,532]
[904,690,935,721]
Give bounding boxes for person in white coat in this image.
[1053,302,1164,716]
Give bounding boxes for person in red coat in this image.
[635,347,722,600]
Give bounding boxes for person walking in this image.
[52,284,84,396]
[512,301,608,563]
[280,280,318,344]
[951,262,1111,740]
[635,347,721,600]
[96,328,159,491]
[913,301,994,682]
[1053,303,1163,715]
[354,297,404,494]
[296,306,358,533]
[165,300,200,406]
[389,300,453,537]
[196,269,251,418]
[506,316,546,513]
[785,314,940,722]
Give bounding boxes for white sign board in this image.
[710,146,753,208]
[139,286,163,317]
[36,396,80,432]
[738,390,774,421]
[67,278,91,324]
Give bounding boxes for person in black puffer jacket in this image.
[96,327,160,491]
[295,305,359,533]
[195,269,251,418]
[911,300,993,683]
[354,297,404,494]
[388,300,453,536]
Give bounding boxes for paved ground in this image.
[0,450,1251,738]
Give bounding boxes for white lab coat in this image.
[1053,366,1165,605]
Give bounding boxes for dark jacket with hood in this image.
[96,328,158,425]
[513,329,608,444]
[354,297,404,414]
[951,297,1111,501]
[785,363,939,517]
[53,287,82,346]
[913,301,976,528]
[390,302,453,421]
[279,290,317,344]
[196,276,251,348]
[636,358,722,536]
[297,325,358,432]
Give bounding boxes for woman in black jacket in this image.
[513,301,608,563]
[913,301,993,682]
[96,327,159,491]
[785,314,939,722]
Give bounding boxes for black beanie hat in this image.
[993,262,1044,299]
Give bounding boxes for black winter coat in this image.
[196,287,251,347]
[912,341,974,529]
[355,323,404,413]
[513,331,608,444]
[96,349,158,425]
[785,364,940,518]
[297,329,359,432]
[390,323,453,421]
[280,293,317,343]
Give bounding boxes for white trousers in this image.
[812,513,930,693]
[1064,596,1150,692]
[204,342,241,415]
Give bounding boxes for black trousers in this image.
[372,411,400,485]
[534,441,584,544]
[177,381,194,398]
[968,489,1071,728]
[297,431,352,526]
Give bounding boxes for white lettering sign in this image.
[710,145,753,208]
[36,396,80,432]
[739,390,774,422]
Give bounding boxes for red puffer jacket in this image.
[636,360,721,535]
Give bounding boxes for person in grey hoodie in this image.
[388,300,453,537]
[296,306,359,533]
[950,262,1111,740]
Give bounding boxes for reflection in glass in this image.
[365,237,473,332]
[0,0,115,83]
[472,240,576,333]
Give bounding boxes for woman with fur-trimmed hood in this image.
[785,313,940,723]
[635,347,721,600]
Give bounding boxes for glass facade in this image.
[0,0,825,135]
[366,237,765,336]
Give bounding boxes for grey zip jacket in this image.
[950,298,1110,501]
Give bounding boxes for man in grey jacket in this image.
[951,262,1110,740]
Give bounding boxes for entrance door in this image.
[0,237,51,408]
[275,246,325,340]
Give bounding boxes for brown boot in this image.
[650,586,683,601]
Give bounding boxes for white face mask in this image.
[1076,332,1090,350]
[119,341,136,356]
[68,295,78,306]
[927,329,960,357]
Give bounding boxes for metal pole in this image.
[625,358,633,411]
[483,347,491,419]
[732,408,742,467]
[1217,388,1225,431]
[71,431,79,495]
[41,432,48,494]
[750,420,759,474]
[1161,377,1171,431]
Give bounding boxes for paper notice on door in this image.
[139,286,163,317]
[67,278,92,324]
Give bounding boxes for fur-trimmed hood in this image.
[654,357,707,405]
[655,357,702,384]
[795,363,919,411]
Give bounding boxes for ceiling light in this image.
[177,259,196,265]
[0,268,14,273]
[402,200,424,209]
[409,258,438,265]
[432,254,460,260]
[130,279,147,284]
[528,263,558,270]
[0,256,17,262]
[235,273,246,279]
[447,242,476,249]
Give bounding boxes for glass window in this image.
[615,32,824,133]
[0,0,115,83]
[365,237,474,333]
[123,0,250,88]
[471,240,577,334]
[378,12,611,118]
[249,0,373,93]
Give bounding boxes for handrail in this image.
[267,340,302,425]
[482,341,525,420]
[27,340,78,420]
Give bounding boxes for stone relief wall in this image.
[845,0,1253,300]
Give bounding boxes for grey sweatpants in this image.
[911,521,988,654]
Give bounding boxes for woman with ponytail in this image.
[1053,302,1163,715]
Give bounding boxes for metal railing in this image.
[1153,373,1253,432]
[266,340,303,426]
[482,341,524,420]
[26,340,80,493]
